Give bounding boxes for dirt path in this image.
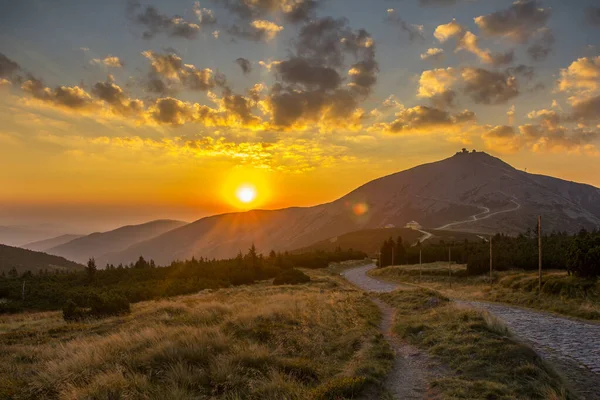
[343,264,600,400]
[343,265,440,399]
[436,198,521,230]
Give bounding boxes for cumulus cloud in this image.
[142,51,218,93]
[570,95,600,122]
[434,20,514,66]
[419,0,462,6]
[557,56,600,95]
[474,0,552,43]
[418,66,529,106]
[235,57,252,74]
[257,17,378,130]
[381,105,475,134]
[21,78,95,110]
[228,19,283,41]
[127,1,214,39]
[482,125,521,153]
[217,0,319,23]
[462,67,519,104]
[420,48,444,62]
[91,55,124,68]
[385,9,424,41]
[91,78,144,117]
[417,67,457,108]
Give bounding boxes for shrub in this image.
[567,235,600,278]
[62,299,87,321]
[273,269,311,285]
[89,292,131,317]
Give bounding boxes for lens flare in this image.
[352,202,368,216]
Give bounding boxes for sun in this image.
[236,184,257,204]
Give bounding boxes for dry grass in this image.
[0,273,393,400]
[378,288,573,399]
[371,264,600,320]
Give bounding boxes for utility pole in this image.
[489,235,493,284]
[391,247,395,266]
[22,281,25,301]
[377,251,381,269]
[538,215,542,292]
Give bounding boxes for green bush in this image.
[89,292,130,317]
[62,299,87,321]
[273,269,311,285]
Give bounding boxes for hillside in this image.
[22,234,84,252]
[0,244,83,274]
[0,225,67,247]
[106,151,600,265]
[47,220,187,264]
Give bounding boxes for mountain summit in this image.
[106,151,600,265]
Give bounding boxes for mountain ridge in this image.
[103,151,600,265]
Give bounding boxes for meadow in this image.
[370,262,600,320]
[0,271,393,400]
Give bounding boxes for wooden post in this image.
[538,215,542,292]
[489,235,493,284]
[377,251,381,269]
[391,246,395,266]
[22,281,25,301]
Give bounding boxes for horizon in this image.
[2,0,600,234]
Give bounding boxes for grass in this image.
[370,263,600,320]
[0,271,393,400]
[378,288,573,399]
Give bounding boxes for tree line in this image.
[378,228,600,278]
[0,246,366,314]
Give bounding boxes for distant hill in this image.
[293,228,424,255]
[46,220,187,264]
[22,234,84,252]
[0,225,67,247]
[0,244,83,274]
[104,151,600,265]
[293,228,485,256]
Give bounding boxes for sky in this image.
[1,0,600,233]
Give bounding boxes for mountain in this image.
[22,234,84,252]
[0,225,68,247]
[46,220,187,264]
[0,244,83,274]
[106,151,600,265]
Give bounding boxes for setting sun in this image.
[236,185,257,204]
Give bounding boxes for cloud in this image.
[127,1,211,39]
[557,56,600,95]
[21,78,95,110]
[417,67,457,108]
[434,20,514,66]
[142,50,218,93]
[382,105,476,134]
[385,9,424,41]
[482,125,521,153]
[570,95,600,122]
[91,78,144,117]
[217,0,319,23]
[91,56,124,68]
[228,19,283,41]
[235,57,252,74]
[462,67,519,104]
[0,53,20,79]
[587,7,600,26]
[275,57,342,90]
[474,0,552,43]
[527,28,555,61]
[193,1,217,24]
[420,48,444,62]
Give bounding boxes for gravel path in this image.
[343,264,600,400]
